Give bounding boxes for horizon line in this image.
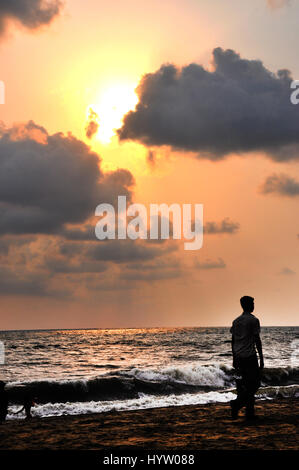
[0,325,298,333]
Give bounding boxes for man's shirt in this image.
[230,312,260,358]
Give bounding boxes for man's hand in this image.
[233,355,239,370]
[255,333,264,370]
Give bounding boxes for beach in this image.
[0,397,298,450]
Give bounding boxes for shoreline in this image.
[0,397,298,450]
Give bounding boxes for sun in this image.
[88,82,139,144]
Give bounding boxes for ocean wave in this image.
[6,384,299,421]
[122,364,233,388]
[6,390,237,420]
[260,366,299,386]
[4,364,298,405]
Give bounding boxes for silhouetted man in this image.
[230,296,264,420]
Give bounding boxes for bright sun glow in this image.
[89,83,139,144]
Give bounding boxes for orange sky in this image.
[0,0,299,329]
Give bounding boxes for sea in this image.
[0,326,298,420]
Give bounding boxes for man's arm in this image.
[231,335,238,369]
[254,320,264,369]
[231,324,238,369]
[255,335,264,369]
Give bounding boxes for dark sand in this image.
[0,398,298,450]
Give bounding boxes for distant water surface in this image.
[0,327,298,419]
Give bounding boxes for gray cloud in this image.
[85,108,99,140]
[0,232,180,297]
[0,0,62,37]
[204,218,240,234]
[0,119,183,298]
[279,267,296,275]
[118,48,299,161]
[195,258,226,270]
[0,235,36,254]
[59,224,96,241]
[0,121,134,235]
[43,256,108,274]
[86,239,176,264]
[260,173,299,196]
[0,264,68,297]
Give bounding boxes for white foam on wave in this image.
[123,363,233,387]
[6,389,236,420]
[7,384,298,421]
[257,384,299,399]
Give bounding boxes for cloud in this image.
[204,218,240,234]
[0,0,62,37]
[147,150,156,167]
[0,231,180,297]
[85,108,99,140]
[0,120,184,299]
[260,173,299,196]
[58,224,96,241]
[44,256,108,274]
[118,48,299,161]
[0,121,134,235]
[195,258,226,270]
[279,267,296,275]
[86,239,176,264]
[267,0,291,9]
[0,264,68,297]
[0,235,36,254]
[120,258,182,281]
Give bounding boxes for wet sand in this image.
[0,398,298,450]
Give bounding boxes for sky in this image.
[0,0,299,329]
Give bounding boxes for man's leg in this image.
[230,359,247,418]
[244,356,260,419]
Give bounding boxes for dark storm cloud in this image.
[0,0,62,36]
[87,239,176,264]
[118,48,299,161]
[0,235,36,254]
[0,265,68,297]
[203,218,240,234]
[43,256,108,274]
[59,224,95,241]
[195,258,226,270]
[51,236,178,268]
[260,173,299,196]
[0,232,180,296]
[85,108,99,140]
[0,122,134,235]
[99,169,135,206]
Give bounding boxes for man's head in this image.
[240,295,254,313]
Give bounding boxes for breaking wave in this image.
[5,364,299,405]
